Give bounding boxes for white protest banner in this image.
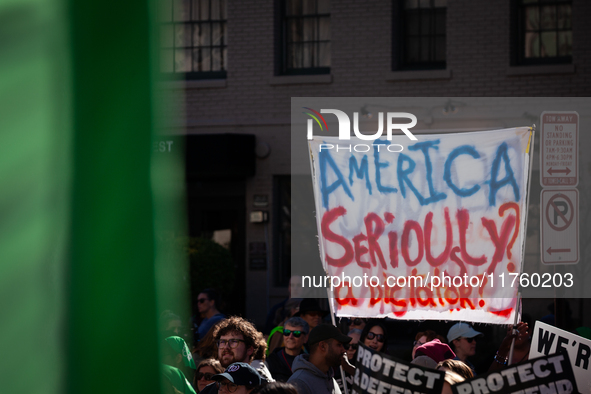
[531,320,591,392]
[308,128,533,323]
[352,343,445,394]
[452,353,578,394]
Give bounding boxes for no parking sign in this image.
[541,189,579,264]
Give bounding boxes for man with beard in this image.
[266,317,309,382]
[447,322,482,375]
[287,324,351,394]
[199,317,273,393]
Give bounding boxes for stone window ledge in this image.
[385,69,452,82]
[506,64,575,76]
[269,74,332,86]
[159,79,227,89]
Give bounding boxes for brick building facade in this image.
[161,0,591,328]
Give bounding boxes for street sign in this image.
[541,189,579,264]
[540,111,578,187]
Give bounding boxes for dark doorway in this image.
[187,179,246,318]
[184,134,255,320]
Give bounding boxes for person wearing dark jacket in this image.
[266,317,309,382]
[287,324,351,394]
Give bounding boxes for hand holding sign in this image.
[489,322,531,371]
[341,353,356,376]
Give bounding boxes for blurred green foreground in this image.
[0,0,186,393]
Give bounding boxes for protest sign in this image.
[352,343,445,394]
[452,353,578,394]
[308,127,533,323]
[531,320,591,392]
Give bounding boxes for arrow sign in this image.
[547,167,571,175]
[546,247,571,255]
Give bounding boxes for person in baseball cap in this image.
[447,322,482,375]
[161,337,197,394]
[165,336,197,370]
[287,324,351,394]
[211,362,261,394]
[306,324,351,347]
[447,322,483,343]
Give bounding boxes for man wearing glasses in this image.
[214,317,256,368]
[211,362,261,394]
[447,322,483,375]
[287,324,351,394]
[266,317,309,382]
[209,316,274,386]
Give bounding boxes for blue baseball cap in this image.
[212,362,261,387]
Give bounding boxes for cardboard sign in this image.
[352,343,445,394]
[308,128,532,323]
[452,353,579,394]
[531,321,591,392]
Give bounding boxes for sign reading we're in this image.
[531,320,591,391]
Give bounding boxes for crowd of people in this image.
[158,288,585,394]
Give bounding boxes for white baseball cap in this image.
[447,322,483,342]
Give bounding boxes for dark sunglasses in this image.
[283,329,305,338]
[461,337,476,343]
[196,372,214,380]
[348,318,364,326]
[345,343,359,351]
[197,298,209,304]
[366,332,385,343]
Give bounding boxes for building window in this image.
[280,0,330,75]
[398,0,446,70]
[160,0,227,79]
[514,0,572,65]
